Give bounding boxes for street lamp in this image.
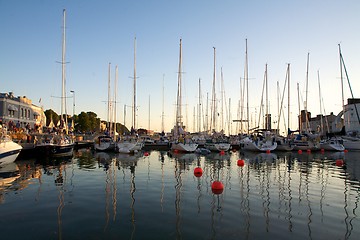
[70,90,75,132]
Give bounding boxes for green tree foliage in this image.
[44,109,129,133]
[44,109,59,126]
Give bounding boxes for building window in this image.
[21,108,24,118]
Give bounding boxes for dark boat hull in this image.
[35,144,74,158]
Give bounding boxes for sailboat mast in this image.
[245,39,249,134]
[305,52,310,132]
[198,78,202,132]
[221,67,224,132]
[161,74,165,132]
[61,9,68,133]
[114,65,118,141]
[317,70,323,134]
[287,64,290,133]
[176,39,183,128]
[210,47,216,132]
[338,44,345,118]
[107,62,111,131]
[133,36,137,129]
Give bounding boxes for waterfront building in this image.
[299,110,341,135]
[0,92,46,132]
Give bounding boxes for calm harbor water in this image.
[1,149,360,240]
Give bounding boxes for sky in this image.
[1,0,360,134]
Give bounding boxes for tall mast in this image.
[107,62,111,131]
[287,64,290,133]
[161,74,165,132]
[148,95,151,131]
[61,9,68,133]
[210,47,216,132]
[265,64,269,129]
[339,44,345,118]
[133,36,137,129]
[114,65,118,141]
[245,39,249,134]
[220,67,224,132]
[198,78,202,132]
[305,52,310,132]
[317,70,323,134]
[176,39,183,128]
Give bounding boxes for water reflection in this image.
[0,149,360,239]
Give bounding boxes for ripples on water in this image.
[0,149,359,239]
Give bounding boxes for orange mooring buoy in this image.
[336,159,344,167]
[237,159,245,167]
[211,181,224,194]
[194,167,203,177]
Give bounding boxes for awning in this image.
[8,105,18,111]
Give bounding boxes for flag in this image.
[39,98,42,103]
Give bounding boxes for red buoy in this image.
[266,149,270,154]
[220,150,225,155]
[237,159,245,167]
[336,159,344,167]
[344,149,348,153]
[194,167,203,177]
[144,152,149,156]
[298,150,303,154]
[174,149,179,153]
[307,149,311,153]
[320,148,325,153]
[211,181,224,194]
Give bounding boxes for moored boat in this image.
[34,134,74,158]
[241,136,277,152]
[94,135,116,152]
[0,134,22,166]
[320,138,345,151]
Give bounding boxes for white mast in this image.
[114,65,118,141]
[176,39,183,133]
[161,74,165,133]
[107,62,111,132]
[198,78,201,132]
[61,9,68,134]
[132,36,137,130]
[210,47,216,132]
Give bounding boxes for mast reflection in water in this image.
[0,149,360,239]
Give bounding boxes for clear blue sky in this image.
[1,0,360,134]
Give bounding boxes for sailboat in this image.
[336,44,360,150]
[275,64,295,151]
[94,63,116,152]
[293,53,320,151]
[204,47,230,152]
[241,60,277,152]
[170,39,198,153]
[316,70,344,151]
[35,9,74,158]
[116,37,143,154]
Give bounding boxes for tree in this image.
[44,109,59,127]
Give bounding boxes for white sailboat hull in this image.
[341,136,360,150]
[320,139,345,151]
[117,141,143,154]
[0,137,22,166]
[241,137,277,152]
[204,142,231,152]
[171,142,198,153]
